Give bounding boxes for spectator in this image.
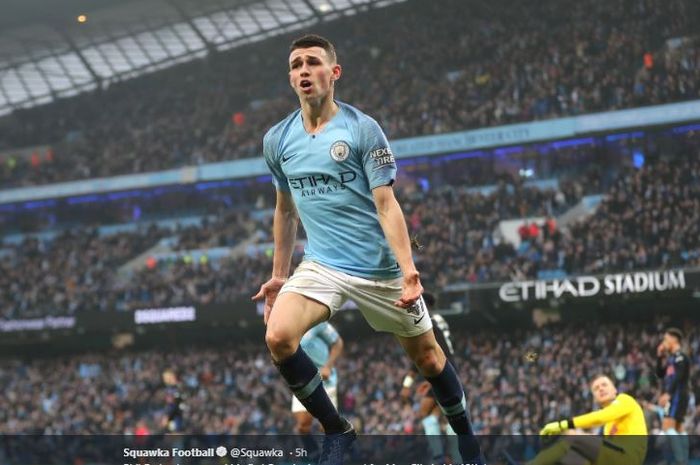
[0,0,697,188]
[0,319,697,435]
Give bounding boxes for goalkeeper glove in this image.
[539,419,573,436]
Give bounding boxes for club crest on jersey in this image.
[330,141,350,162]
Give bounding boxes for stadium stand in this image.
[1,131,698,315]
[1,321,697,435]
[0,0,698,187]
[1,0,699,452]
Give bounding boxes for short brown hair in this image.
[290,34,337,63]
[666,327,683,342]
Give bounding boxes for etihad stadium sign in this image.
[499,270,686,303]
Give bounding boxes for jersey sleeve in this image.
[358,117,397,190]
[263,129,290,192]
[573,393,636,430]
[318,322,340,346]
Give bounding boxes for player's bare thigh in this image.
[265,292,330,361]
[395,329,447,377]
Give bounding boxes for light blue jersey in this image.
[263,101,400,279]
[301,322,340,387]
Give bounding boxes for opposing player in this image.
[161,369,185,433]
[293,322,344,460]
[252,34,482,465]
[400,293,461,464]
[506,374,647,465]
[655,327,690,465]
[655,328,690,431]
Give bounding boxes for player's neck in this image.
[300,95,338,134]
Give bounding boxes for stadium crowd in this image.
[0,320,698,436]
[0,0,698,187]
[401,177,584,287]
[114,252,288,311]
[113,142,700,306]
[0,173,579,316]
[0,226,169,319]
[1,2,700,461]
[513,150,700,278]
[0,212,273,318]
[113,173,583,309]
[1,140,698,316]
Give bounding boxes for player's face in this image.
[662,333,677,351]
[288,47,341,102]
[591,376,617,405]
[162,370,176,385]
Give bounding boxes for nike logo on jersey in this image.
[282,154,294,163]
[413,314,425,325]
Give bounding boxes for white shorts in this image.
[292,385,338,413]
[278,260,433,338]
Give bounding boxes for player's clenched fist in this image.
[394,270,423,308]
[252,277,286,324]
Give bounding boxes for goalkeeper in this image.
[508,374,647,465]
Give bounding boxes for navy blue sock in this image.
[425,361,481,460]
[276,347,346,433]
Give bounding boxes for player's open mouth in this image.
[300,80,312,91]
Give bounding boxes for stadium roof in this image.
[0,0,405,116]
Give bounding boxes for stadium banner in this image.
[133,306,197,325]
[0,301,255,338]
[498,269,689,303]
[0,315,75,332]
[441,267,700,315]
[1,99,700,204]
[0,167,185,204]
[390,118,575,157]
[575,99,700,133]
